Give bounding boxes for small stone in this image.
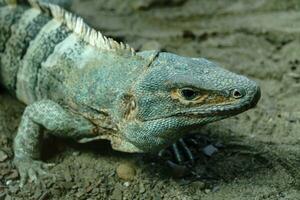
[116,163,136,181]
[111,187,122,200]
[5,180,12,186]
[212,186,220,192]
[62,182,73,190]
[204,189,211,194]
[63,170,73,182]
[0,150,8,162]
[72,151,80,156]
[203,145,218,157]
[139,183,146,194]
[123,182,130,187]
[190,181,205,190]
[92,188,99,194]
[86,185,93,193]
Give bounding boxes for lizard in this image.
[0,0,261,186]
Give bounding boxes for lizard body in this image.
[0,0,260,186]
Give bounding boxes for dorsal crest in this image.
[7,0,136,55]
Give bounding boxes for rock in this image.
[123,182,130,187]
[202,145,218,157]
[72,151,80,156]
[212,186,220,193]
[190,181,205,190]
[116,162,136,181]
[204,189,211,194]
[5,180,12,186]
[0,150,8,162]
[111,187,122,200]
[63,170,73,182]
[139,183,146,194]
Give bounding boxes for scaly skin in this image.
[0,1,260,186]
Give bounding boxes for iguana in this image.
[0,0,261,186]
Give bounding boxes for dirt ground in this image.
[1,0,300,199]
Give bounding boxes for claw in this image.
[160,138,196,164]
[28,168,38,183]
[172,143,184,163]
[179,139,195,164]
[14,158,55,187]
[19,171,28,188]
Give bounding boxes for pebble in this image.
[204,189,211,194]
[123,182,130,187]
[212,186,220,193]
[203,145,218,157]
[63,170,73,182]
[190,181,205,190]
[111,187,122,200]
[5,181,12,186]
[139,183,146,194]
[0,150,8,162]
[116,163,136,181]
[72,151,80,156]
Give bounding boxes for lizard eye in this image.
[180,88,199,100]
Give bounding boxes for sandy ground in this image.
[1,0,300,199]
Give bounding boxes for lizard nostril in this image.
[232,89,244,99]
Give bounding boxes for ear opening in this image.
[121,93,137,120]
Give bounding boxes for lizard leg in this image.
[13,100,95,187]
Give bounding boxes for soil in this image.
[1,0,300,199]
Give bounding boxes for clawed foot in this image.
[159,138,196,165]
[13,158,56,187]
[159,135,219,165]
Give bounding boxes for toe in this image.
[28,168,38,184]
[19,171,28,188]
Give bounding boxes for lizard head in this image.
[118,51,260,153]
